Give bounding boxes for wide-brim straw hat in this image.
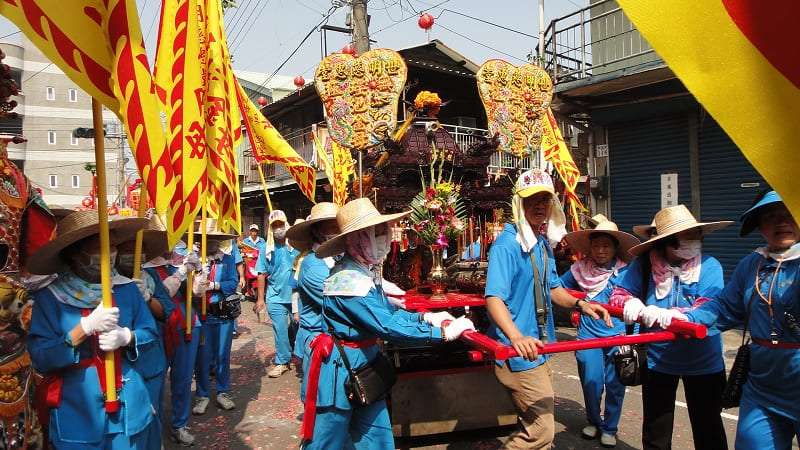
[288,218,310,252]
[46,204,77,220]
[628,204,733,257]
[564,218,640,262]
[27,210,148,275]
[316,198,411,259]
[193,217,238,240]
[587,214,609,228]
[286,202,340,242]
[118,214,170,261]
[739,190,782,237]
[632,219,657,240]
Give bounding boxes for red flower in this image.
[425,188,436,200]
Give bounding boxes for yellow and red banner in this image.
[542,108,586,231]
[235,79,316,203]
[311,131,353,206]
[0,0,174,216]
[617,0,800,222]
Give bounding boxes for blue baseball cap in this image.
[740,190,783,236]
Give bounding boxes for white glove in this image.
[381,279,406,297]
[98,326,132,351]
[622,298,646,325]
[641,305,687,328]
[387,296,406,309]
[177,252,202,276]
[192,271,208,297]
[80,304,119,335]
[162,273,182,297]
[133,278,152,302]
[423,311,456,327]
[442,316,476,342]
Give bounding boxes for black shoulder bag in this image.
[614,254,651,386]
[721,288,757,409]
[331,328,397,407]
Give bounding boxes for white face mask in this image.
[272,227,287,240]
[117,253,137,274]
[374,234,391,261]
[83,251,117,278]
[672,239,702,260]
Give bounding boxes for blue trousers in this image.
[143,372,164,450]
[168,328,199,429]
[195,320,234,397]
[302,402,393,450]
[736,390,800,450]
[51,428,149,450]
[575,346,626,434]
[268,302,292,365]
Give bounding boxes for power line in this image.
[438,8,537,39]
[229,0,272,56]
[436,23,528,64]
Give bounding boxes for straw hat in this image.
[288,218,310,252]
[118,214,170,261]
[193,217,238,240]
[564,218,640,263]
[632,219,657,240]
[316,198,411,258]
[587,214,608,228]
[739,190,782,237]
[27,210,148,275]
[515,168,555,198]
[286,202,340,242]
[628,204,733,257]
[46,204,77,220]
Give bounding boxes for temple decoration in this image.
[314,48,407,151]
[476,60,553,157]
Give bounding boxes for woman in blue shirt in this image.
[651,190,800,449]
[560,216,639,447]
[610,204,731,450]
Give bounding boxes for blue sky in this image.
[0,0,586,80]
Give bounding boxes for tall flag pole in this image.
[617,0,800,221]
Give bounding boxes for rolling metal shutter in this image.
[697,118,767,279]
[608,114,690,238]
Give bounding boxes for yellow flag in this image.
[1,0,174,216]
[542,108,585,231]
[235,79,316,203]
[330,139,355,206]
[617,0,800,221]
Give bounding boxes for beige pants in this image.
[494,361,555,450]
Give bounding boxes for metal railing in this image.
[541,0,661,84]
[240,122,534,185]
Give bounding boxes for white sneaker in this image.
[600,433,617,447]
[582,424,599,439]
[192,396,209,415]
[171,427,195,446]
[216,392,235,410]
[268,364,289,378]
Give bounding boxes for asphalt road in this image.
[161,305,753,449]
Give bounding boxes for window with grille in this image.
[71,175,79,188]
[48,131,56,145]
[49,175,57,188]
[69,88,77,102]
[46,86,55,101]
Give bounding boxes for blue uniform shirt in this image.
[485,223,560,371]
[256,243,299,304]
[686,250,800,420]
[616,254,724,376]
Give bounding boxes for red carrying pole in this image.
[594,302,707,339]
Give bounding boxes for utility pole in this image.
[351,0,370,54]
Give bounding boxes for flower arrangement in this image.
[409,146,467,248]
[413,90,441,117]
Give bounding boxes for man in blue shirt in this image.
[255,210,299,378]
[485,168,611,449]
[243,223,266,251]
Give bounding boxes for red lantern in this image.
[257,96,268,106]
[418,13,434,31]
[293,76,305,89]
[342,44,356,56]
[81,197,93,208]
[108,205,119,216]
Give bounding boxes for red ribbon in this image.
[156,266,194,343]
[300,333,333,442]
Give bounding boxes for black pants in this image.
[641,369,727,450]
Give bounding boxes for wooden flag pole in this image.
[91,99,119,411]
[185,227,195,340]
[256,163,273,212]
[199,206,208,321]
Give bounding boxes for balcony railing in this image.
[240,122,534,186]
[541,0,660,84]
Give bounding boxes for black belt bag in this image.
[332,336,396,407]
[209,293,243,319]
